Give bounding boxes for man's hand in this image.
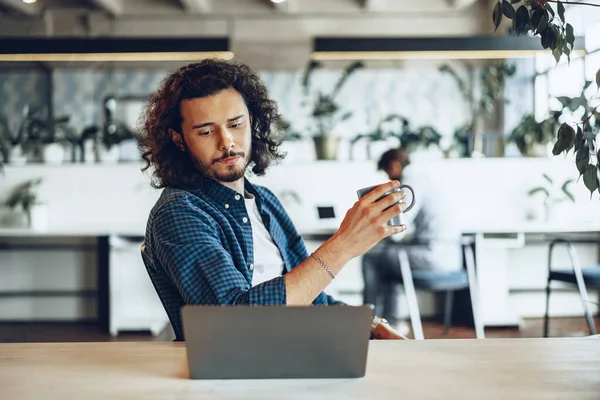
[372,322,409,340]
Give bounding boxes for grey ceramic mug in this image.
[356,184,415,227]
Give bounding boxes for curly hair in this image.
[377,148,411,171]
[138,59,285,189]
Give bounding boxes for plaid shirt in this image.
[143,178,343,340]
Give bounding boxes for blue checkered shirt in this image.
[143,178,343,340]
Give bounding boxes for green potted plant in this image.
[527,173,575,222]
[17,104,75,164]
[440,61,516,157]
[4,177,47,230]
[0,114,27,166]
[350,114,442,159]
[301,60,363,160]
[508,112,559,157]
[95,97,134,163]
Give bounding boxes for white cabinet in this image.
[108,236,169,336]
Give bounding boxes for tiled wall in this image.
[0,70,48,126]
[0,59,534,155]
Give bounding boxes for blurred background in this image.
[0,0,599,341]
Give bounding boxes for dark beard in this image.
[211,164,246,182]
[186,146,249,183]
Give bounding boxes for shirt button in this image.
[242,217,248,223]
[224,204,230,209]
[249,264,254,270]
[234,194,241,200]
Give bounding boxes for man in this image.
[362,148,462,330]
[137,59,407,341]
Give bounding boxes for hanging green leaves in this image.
[534,11,549,35]
[490,1,600,198]
[597,150,600,195]
[574,126,584,153]
[541,26,557,49]
[565,23,575,51]
[575,141,589,175]
[515,6,530,35]
[582,164,599,198]
[551,123,575,155]
[557,1,566,24]
[502,0,516,19]
[493,1,503,32]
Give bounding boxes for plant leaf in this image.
[528,187,550,198]
[596,68,600,91]
[557,1,565,24]
[574,126,584,152]
[493,1,503,32]
[598,161,600,195]
[301,60,321,95]
[541,26,556,49]
[552,123,575,155]
[515,6,529,35]
[565,23,575,49]
[543,173,553,184]
[582,164,599,198]
[552,44,562,64]
[561,180,575,202]
[502,0,516,19]
[534,11,549,35]
[575,141,590,175]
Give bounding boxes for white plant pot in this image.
[43,143,66,164]
[83,140,96,163]
[9,145,27,165]
[28,204,49,232]
[99,146,120,163]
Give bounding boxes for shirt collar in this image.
[186,177,266,210]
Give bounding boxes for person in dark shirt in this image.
[137,59,407,340]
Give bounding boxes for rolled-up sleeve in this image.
[152,201,287,306]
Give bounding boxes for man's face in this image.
[384,160,402,181]
[175,87,252,184]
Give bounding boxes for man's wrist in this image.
[371,316,389,335]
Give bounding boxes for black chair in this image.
[397,236,485,340]
[544,238,600,337]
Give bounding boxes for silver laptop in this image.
[181,304,374,379]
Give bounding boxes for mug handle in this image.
[399,184,416,213]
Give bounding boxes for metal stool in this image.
[544,238,600,337]
[398,237,485,340]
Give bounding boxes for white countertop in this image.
[0,220,598,238]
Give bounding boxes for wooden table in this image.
[1,338,599,399]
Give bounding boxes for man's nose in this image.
[218,128,235,151]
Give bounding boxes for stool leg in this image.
[543,279,551,338]
[443,290,454,336]
[465,244,485,339]
[398,249,424,340]
[566,244,597,336]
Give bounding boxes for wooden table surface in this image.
[1,338,599,399]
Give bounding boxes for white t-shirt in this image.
[245,194,286,286]
[388,166,462,271]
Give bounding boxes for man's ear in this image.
[169,129,185,151]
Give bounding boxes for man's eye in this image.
[231,122,243,128]
[199,131,211,136]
